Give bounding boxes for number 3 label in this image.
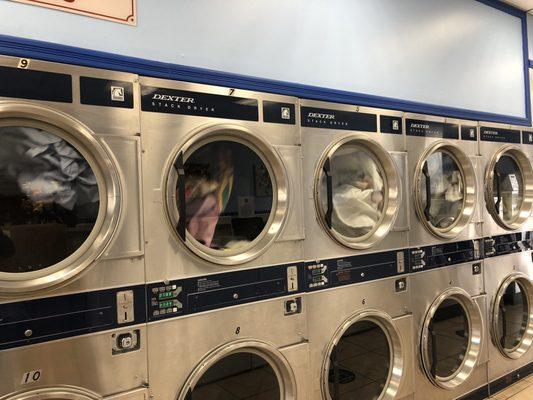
[18,58,30,69]
[21,370,41,384]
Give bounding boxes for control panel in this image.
[305,250,408,291]
[146,263,305,322]
[147,284,183,319]
[410,239,481,271]
[484,233,528,257]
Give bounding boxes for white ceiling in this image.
[501,0,533,12]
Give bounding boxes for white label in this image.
[17,58,30,69]
[21,369,42,384]
[508,174,519,192]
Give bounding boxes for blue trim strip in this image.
[0,1,530,126]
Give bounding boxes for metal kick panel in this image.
[146,262,305,322]
[0,285,146,350]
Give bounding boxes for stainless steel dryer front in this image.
[300,99,408,262]
[0,56,146,398]
[140,77,304,285]
[411,261,488,400]
[405,115,482,249]
[0,387,149,400]
[478,123,533,239]
[484,249,533,395]
[306,275,414,400]
[146,293,309,400]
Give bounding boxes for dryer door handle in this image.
[494,171,502,215]
[323,157,333,229]
[174,151,187,241]
[422,162,432,222]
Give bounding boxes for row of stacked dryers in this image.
[0,56,531,400]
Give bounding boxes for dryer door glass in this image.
[328,320,391,400]
[316,137,399,249]
[496,279,529,352]
[319,144,385,238]
[426,298,469,379]
[419,150,464,231]
[0,126,100,273]
[189,352,280,399]
[493,155,524,225]
[178,140,273,251]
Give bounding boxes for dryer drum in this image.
[177,340,297,400]
[413,141,476,239]
[491,273,533,359]
[165,124,289,266]
[322,310,404,400]
[0,102,121,294]
[485,145,533,230]
[0,385,102,399]
[314,135,400,250]
[420,288,483,389]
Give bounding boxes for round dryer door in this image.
[315,135,400,249]
[491,273,533,359]
[0,103,121,294]
[420,288,483,389]
[178,341,296,400]
[2,386,102,399]
[166,125,288,265]
[323,311,404,400]
[414,141,476,239]
[485,145,533,230]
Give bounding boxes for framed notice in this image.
[10,0,137,26]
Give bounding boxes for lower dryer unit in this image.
[306,275,414,400]
[410,260,488,400]
[0,387,148,400]
[147,293,309,400]
[484,249,533,395]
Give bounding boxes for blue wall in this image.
[0,0,528,124]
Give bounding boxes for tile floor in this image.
[488,375,533,399]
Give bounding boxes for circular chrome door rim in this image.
[314,134,400,250]
[485,145,533,230]
[1,386,102,400]
[321,309,404,400]
[177,339,296,400]
[420,288,483,390]
[165,124,289,266]
[413,141,476,239]
[491,272,533,359]
[0,102,122,295]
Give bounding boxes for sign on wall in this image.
[9,0,136,25]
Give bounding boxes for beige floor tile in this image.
[490,379,531,399]
[507,383,533,399]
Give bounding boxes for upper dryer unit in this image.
[405,114,483,250]
[0,56,147,398]
[139,77,304,286]
[478,123,533,242]
[299,99,409,261]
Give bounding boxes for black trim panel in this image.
[0,285,146,351]
[80,76,134,108]
[489,362,533,396]
[410,240,482,272]
[262,100,295,125]
[406,119,459,139]
[480,127,521,143]
[457,385,489,400]
[0,66,72,103]
[141,86,259,121]
[301,106,377,132]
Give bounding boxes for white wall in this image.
[0,0,527,119]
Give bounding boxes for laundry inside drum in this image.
[427,298,470,379]
[320,143,385,238]
[190,352,280,400]
[497,280,529,351]
[420,150,464,230]
[0,126,100,273]
[179,140,273,251]
[328,320,391,400]
[493,154,524,225]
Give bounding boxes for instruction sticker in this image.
[508,174,519,192]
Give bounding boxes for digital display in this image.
[158,292,173,300]
[159,300,174,309]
